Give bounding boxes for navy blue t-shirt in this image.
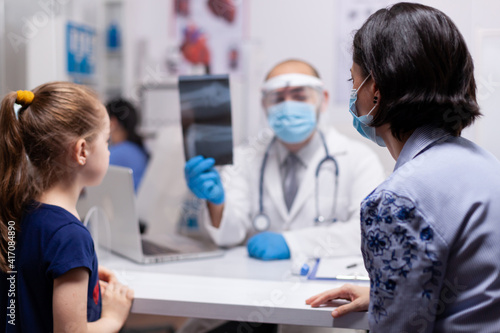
[1,203,101,332]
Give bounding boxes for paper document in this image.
[308,256,369,281]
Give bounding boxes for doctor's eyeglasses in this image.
[262,86,322,109]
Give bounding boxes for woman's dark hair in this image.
[105,98,145,148]
[353,2,481,140]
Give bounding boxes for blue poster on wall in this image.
[66,22,96,76]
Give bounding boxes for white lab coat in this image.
[201,127,386,258]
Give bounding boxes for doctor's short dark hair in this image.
[353,2,481,140]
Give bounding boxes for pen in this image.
[291,259,316,276]
[346,263,358,269]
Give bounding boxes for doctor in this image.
[185,59,385,260]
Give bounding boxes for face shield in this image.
[261,74,324,144]
[261,73,324,111]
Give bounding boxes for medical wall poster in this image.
[174,0,245,75]
[66,22,96,76]
[179,74,233,165]
[334,0,420,103]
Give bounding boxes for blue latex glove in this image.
[247,232,290,260]
[184,155,224,204]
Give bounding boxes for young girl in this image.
[0,82,134,332]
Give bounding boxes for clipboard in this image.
[307,257,370,281]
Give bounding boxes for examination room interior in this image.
[2,0,500,331]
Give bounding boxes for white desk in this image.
[100,247,370,330]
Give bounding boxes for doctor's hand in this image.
[247,232,290,260]
[185,155,224,205]
[306,284,370,318]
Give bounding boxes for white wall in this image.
[421,0,500,161]
[416,0,500,163]
[121,0,500,173]
[244,0,397,170]
[244,0,500,172]
[4,0,101,93]
[5,0,500,172]
[245,0,337,138]
[122,0,172,102]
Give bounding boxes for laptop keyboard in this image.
[142,239,178,256]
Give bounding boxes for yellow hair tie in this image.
[16,90,35,106]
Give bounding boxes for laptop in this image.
[77,165,225,264]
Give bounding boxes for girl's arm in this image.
[53,267,133,333]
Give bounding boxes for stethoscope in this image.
[252,130,339,231]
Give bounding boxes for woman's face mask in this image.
[348,73,386,147]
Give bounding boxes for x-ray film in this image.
[179,74,233,165]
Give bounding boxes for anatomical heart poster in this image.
[174,0,245,76]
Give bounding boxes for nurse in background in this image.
[106,98,148,192]
[306,3,500,332]
[184,59,385,261]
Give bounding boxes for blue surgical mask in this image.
[267,101,317,144]
[348,74,386,147]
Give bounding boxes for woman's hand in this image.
[306,284,370,318]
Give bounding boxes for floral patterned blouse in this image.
[360,126,500,332]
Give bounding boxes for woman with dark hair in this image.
[106,98,148,191]
[306,3,500,332]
